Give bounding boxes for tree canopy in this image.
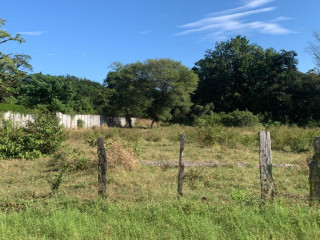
[105,59,198,127]
[0,18,32,102]
[193,36,299,122]
[17,73,109,115]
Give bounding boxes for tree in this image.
[65,75,110,114]
[194,36,298,122]
[105,62,153,127]
[0,18,32,102]
[18,73,75,113]
[145,59,198,127]
[307,30,320,68]
[105,59,198,128]
[289,69,320,125]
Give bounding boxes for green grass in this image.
[1,200,320,240]
[0,124,320,239]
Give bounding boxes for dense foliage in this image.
[193,36,299,122]
[105,59,199,127]
[0,18,32,103]
[0,111,65,159]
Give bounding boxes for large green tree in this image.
[0,18,32,102]
[105,59,198,127]
[105,62,153,127]
[194,36,298,122]
[145,59,198,127]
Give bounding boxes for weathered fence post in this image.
[309,136,320,205]
[97,137,107,197]
[178,134,186,197]
[258,131,274,200]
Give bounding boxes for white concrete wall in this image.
[1,111,137,129]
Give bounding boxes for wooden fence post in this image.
[97,137,107,197]
[178,134,186,197]
[309,136,320,205]
[258,131,274,200]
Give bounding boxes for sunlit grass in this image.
[0,124,319,239]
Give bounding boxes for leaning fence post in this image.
[178,134,186,197]
[309,136,320,205]
[97,137,107,197]
[258,131,274,200]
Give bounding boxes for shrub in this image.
[0,111,66,159]
[77,119,85,129]
[270,125,320,153]
[26,111,66,155]
[0,120,40,159]
[221,110,260,127]
[195,110,260,128]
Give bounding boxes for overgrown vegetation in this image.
[0,124,319,239]
[0,111,65,159]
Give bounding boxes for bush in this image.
[195,110,260,128]
[77,119,85,129]
[221,110,260,127]
[26,111,66,155]
[0,111,66,159]
[269,125,320,153]
[0,120,40,159]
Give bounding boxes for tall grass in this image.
[1,200,320,239]
[2,124,320,239]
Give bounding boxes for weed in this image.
[230,188,247,204]
[47,166,68,196]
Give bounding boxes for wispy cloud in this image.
[140,30,152,35]
[18,31,44,36]
[176,0,295,39]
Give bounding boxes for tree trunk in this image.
[151,119,155,129]
[125,115,132,128]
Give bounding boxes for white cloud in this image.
[271,16,292,22]
[207,0,274,16]
[180,7,275,29]
[18,31,44,36]
[176,0,294,39]
[140,30,152,34]
[243,0,275,9]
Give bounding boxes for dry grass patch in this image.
[106,139,137,170]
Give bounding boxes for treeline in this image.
[0,73,110,115]
[1,17,320,127]
[193,36,320,126]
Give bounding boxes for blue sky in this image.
[1,0,319,83]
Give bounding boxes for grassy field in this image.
[1,123,320,239]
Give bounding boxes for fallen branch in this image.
[140,161,296,168]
